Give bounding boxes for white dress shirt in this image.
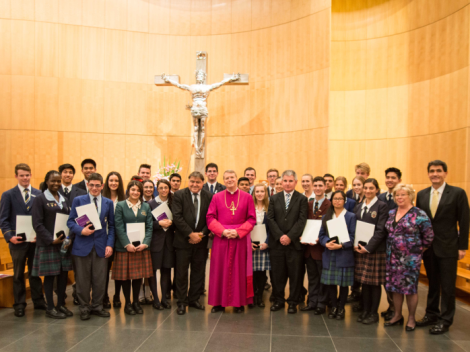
[361,196,378,219]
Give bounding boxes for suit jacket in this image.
[59,185,87,208]
[32,193,70,247]
[172,188,213,249]
[319,211,356,268]
[416,184,470,258]
[148,199,174,253]
[344,197,356,212]
[353,199,389,253]
[378,192,397,211]
[73,180,87,192]
[346,189,354,199]
[203,182,226,194]
[305,198,331,259]
[267,190,308,251]
[0,185,41,250]
[67,194,115,258]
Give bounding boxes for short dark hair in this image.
[138,164,151,173]
[126,180,143,201]
[323,173,334,180]
[59,163,76,175]
[81,158,96,169]
[385,167,402,179]
[41,170,61,192]
[170,173,182,181]
[427,160,447,173]
[205,163,218,172]
[15,163,31,175]
[188,171,204,182]
[238,177,250,185]
[244,167,256,176]
[88,173,103,184]
[364,178,380,190]
[313,176,326,184]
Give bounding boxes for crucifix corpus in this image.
[155,52,249,166]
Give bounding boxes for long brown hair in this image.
[156,179,173,209]
[252,183,269,211]
[102,171,125,201]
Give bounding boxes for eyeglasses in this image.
[332,198,345,201]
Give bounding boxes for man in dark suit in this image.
[267,170,308,314]
[244,167,256,194]
[416,160,469,334]
[173,171,213,315]
[73,158,96,192]
[267,169,279,200]
[59,164,87,207]
[377,167,401,320]
[0,163,46,317]
[67,173,115,321]
[203,163,226,194]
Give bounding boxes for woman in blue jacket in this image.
[319,190,356,320]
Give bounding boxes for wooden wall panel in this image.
[0,19,11,75]
[35,0,59,23]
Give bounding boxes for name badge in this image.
[104,217,107,223]
[141,211,146,216]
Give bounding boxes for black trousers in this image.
[175,247,207,306]
[253,271,268,301]
[10,244,45,309]
[270,247,304,305]
[305,256,328,308]
[423,249,458,326]
[199,248,209,296]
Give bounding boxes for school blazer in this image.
[0,186,41,250]
[202,182,226,194]
[344,197,356,212]
[67,195,115,258]
[113,201,153,252]
[353,200,389,253]
[378,192,397,211]
[147,199,175,253]
[59,186,87,208]
[319,211,356,269]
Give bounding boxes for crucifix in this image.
[155,52,249,171]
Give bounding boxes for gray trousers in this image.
[73,247,107,313]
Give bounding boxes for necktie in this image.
[271,188,274,196]
[388,194,392,202]
[314,201,319,214]
[64,187,69,197]
[362,206,368,219]
[210,184,214,194]
[24,189,30,204]
[193,193,198,214]
[94,197,98,213]
[285,193,291,210]
[431,190,439,217]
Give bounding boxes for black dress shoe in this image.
[357,311,370,323]
[258,300,265,308]
[211,305,225,313]
[165,293,171,300]
[46,308,67,319]
[113,296,122,309]
[288,304,297,314]
[132,302,143,314]
[72,293,80,306]
[270,302,284,312]
[58,306,74,317]
[234,306,245,313]
[381,308,393,317]
[346,293,361,303]
[161,301,171,309]
[124,303,136,315]
[406,325,416,332]
[328,307,338,319]
[300,304,316,312]
[153,302,164,310]
[416,315,438,327]
[336,308,345,320]
[248,304,255,308]
[384,317,404,327]
[34,304,47,310]
[429,323,449,335]
[363,313,379,325]
[352,302,364,312]
[314,307,326,315]
[177,305,186,315]
[264,283,271,290]
[14,308,25,317]
[189,301,205,310]
[80,311,91,320]
[91,309,110,317]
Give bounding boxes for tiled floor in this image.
[1,270,470,352]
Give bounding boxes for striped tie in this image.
[285,193,291,210]
[24,189,30,204]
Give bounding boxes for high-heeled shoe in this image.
[384,317,404,327]
[406,324,416,332]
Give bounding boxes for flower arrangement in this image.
[153,157,182,183]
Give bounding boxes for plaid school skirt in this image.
[321,251,354,287]
[253,249,271,271]
[32,245,72,277]
[112,250,153,281]
[354,251,386,286]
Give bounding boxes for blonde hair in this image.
[335,176,347,187]
[355,162,371,175]
[252,183,269,211]
[223,169,237,179]
[392,183,415,203]
[352,175,366,185]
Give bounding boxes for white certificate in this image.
[16,215,35,242]
[354,220,375,247]
[300,219,322,244]
[151,202,173,221]
[75,203,102,230]
[326,217,351,244]
[251,225,267,243]
[127,223,145,243]
[53,213,70,238]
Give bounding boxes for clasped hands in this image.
[159,219,172,229]
[280,235,291,246]
[223,229,239,239]
[189,232,203,244]
[326,239,342,251]
[354,244,368,254]
[126,244,147,253]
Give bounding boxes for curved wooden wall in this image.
[0,0,330,191]
[330,0,469,193]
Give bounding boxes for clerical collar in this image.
[227,188,238,195]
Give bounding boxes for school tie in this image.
[193,193,198,214]
[362,206,368,219]
[388,194,392,202]
[94,197,98,213]
[64,187,69,197]
[24,189,30,204]
[271,188,274,196]
[210,184,214,194]
[431,190,439,217]
[314,201,319,214]
[285,193,291,210]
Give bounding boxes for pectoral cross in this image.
[229,201,236,215]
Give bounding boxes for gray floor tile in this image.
[324,315,389,338]
[454,341,470,352]
[393,338,466,352]
[214,309,271,334]
[204,332,270,352]
[271,312,329,336]
[384,325,449,340]
[107,306,174,330]
[156,308,221,332]
[271,336,336,352]
[136,330,211,352]
[333,337,401,352]
[0,321,46,348]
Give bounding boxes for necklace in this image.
[225,189,240,215]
